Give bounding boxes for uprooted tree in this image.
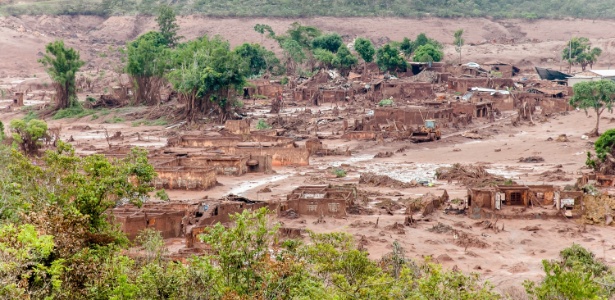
[167,36,247,123]
[38,40,85,110]
[570,79,615,137]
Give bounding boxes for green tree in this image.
[126,31,169,105]
[524,244,614,300]
[400,37,414,59]
[10,118,48,155]
[167,36,247,122]
[563,37,602,72]
[234,43,281,76]
[376,43,407,73]
[354,37,375,63]
[0,121,4,141]
[454,29,464,64]
[156,5,181,47]
[253,23,275,44]
[313,48,336,69]
[312,33,343,52]
[333,44,357,74]
[413,44,444,62]
[570,80,615,136]
[38,40,85,110]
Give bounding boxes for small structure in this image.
[567,70,615,86]
[280,185,357,218]
[467,185,561,219]
[484,62,520,78]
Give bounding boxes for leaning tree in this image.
[38,40,84,110]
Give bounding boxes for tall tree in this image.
[563,37,602,72]
[377,43,407,73]
[413,44,444,63]
[333,44,357,74]
[400,37,413,59]
[38,40,84,110]
[126,31,169,105]
[156,5,181,47]
[454,29,464,64]
[167,36,247,122]
[234,43,281,76]
[570,80,615,136]
[311,33,343,53]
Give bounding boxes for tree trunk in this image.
[591,109,602,137]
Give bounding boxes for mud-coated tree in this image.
[570,80,615,137]
[126,31,169,105]
[454,29,464,64]
[167,36,247,123]
[38,40,84,110]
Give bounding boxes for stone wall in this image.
[154,166,217,190]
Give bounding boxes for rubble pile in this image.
[359,172,416,189]
[436,163,511,187]
[539,169,572,182]
[581,195,615,225]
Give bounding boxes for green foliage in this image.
[167,35,247,122]
[594,129,615,162]
[0,121,4,141]
[104,116,125,123]
[377,43,407,72]
[234,43,281,76]
[354,37,375,63]
[126,31,169,105]
[256,118,271,130]
[53,105,98,119]
[570,80,615,135]
[10,118,48,155]
[563,37,602,71]
[400,37,414,58]
[379,98,395,107]
[454,29,464,63]
[332,168,347,178]
[333,44,358,73]
[38,40,84,109]
[313,48,336,69]
[413,43,444,62]
[312,33,343,52]
[155,189,170,201]
[156,5,181,47]
[524,244,614,299]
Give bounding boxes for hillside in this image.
[3,0,615,19]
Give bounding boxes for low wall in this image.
[282,199,347,218]
[226,147,310,166]
[154,166,217,190]
[341,131,377,140]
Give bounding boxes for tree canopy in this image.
[570,80,615,136]
[413,43,444,62]
[38,40,84,110]
[156,5,181,47]
[354,37,375,63]
[234,43,281,76]
[125,31,170,105]
[311,33,343,53]
[562,37,602,71]
[377,43,407,73]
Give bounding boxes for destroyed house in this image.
[243,79,283,99]
[467,185,557,211]
[484,62,520,78]
[373,107,453,127]
[281,185,357,218]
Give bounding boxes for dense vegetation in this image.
[0,117,614,298]
[4,0,615,19]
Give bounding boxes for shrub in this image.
[256,119,271,130]
[10,118,48,155]
[333,168,347,178]
[378,98,394,107]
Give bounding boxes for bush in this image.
[53,106,95,119]
[155,189,170,201]
[379,98,394,107]
[10,118,48,155]
[333,168,347,178]
[0,121,4,141]
[256,119,271,130]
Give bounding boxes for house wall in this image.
[539,98,572,115]
[226,147,310,166]
[225,119,250,135]
[156,156,248,176]
[448,78,515,93]
[167,136,242,148]
[374,108,452,126]
[113,211,184,240]
[154,167,217,190]
[283,199,347,218]
[341,131,378,140]
[468,189,494,210]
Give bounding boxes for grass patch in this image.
[53,106,96,120]
[132,118,168,127]
[104,116,125,124]
[22,111,39,122]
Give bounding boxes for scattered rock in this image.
[556,134,569,142]
[374,151,394,158]
[437,254,454,262]
[519,156,544,163]
[522,226,540,232]
[258,187,272,193]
